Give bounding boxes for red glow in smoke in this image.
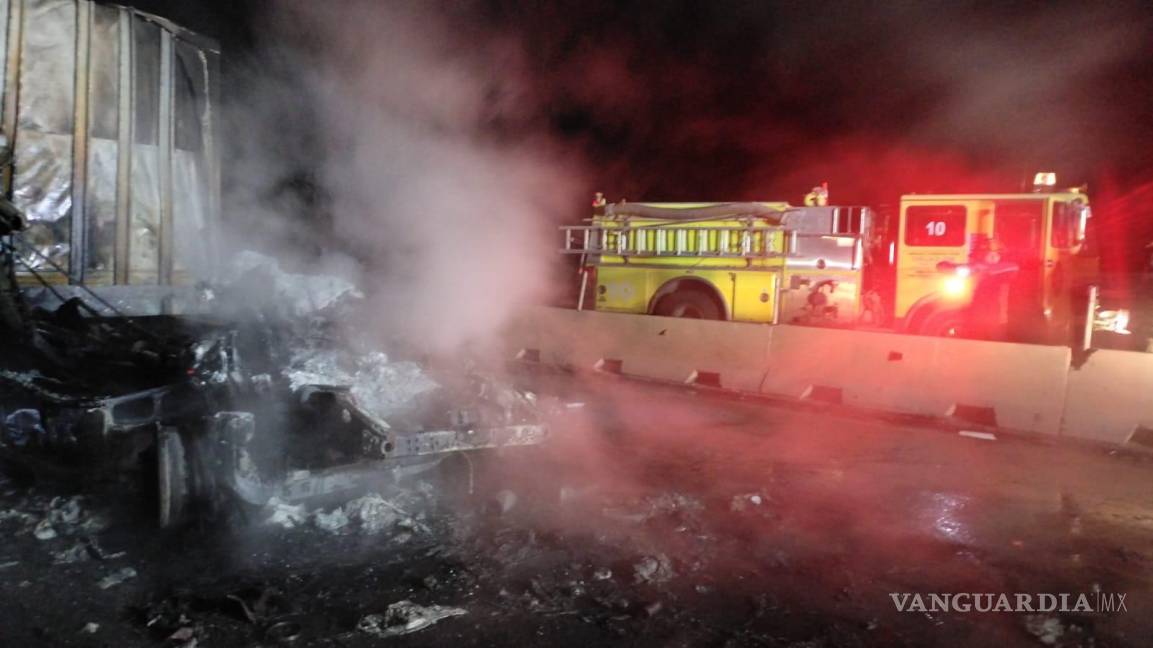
[746,136,1017,207]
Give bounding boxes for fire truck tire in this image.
[920,309,968,338]
[654,289,723,320]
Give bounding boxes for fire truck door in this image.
[992,200,1044,328]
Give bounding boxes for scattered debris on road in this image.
[633,554,676,584]
[730,492,766,511]
[97,566,137,590]
[1025,614,1065,645]
[357,600,467,637]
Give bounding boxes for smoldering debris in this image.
[343,493,413,535]
[50,537,127,564]
[3,409,43,447]
[264,487,435,537]
[0,245,549,530]
[602,492,704,524]
[1025,615,1066,645]
[97,566,138,590]
[0,495,109,541]
[284,349,438,420]
[52,542,91,564]
[312,506,350,533]
[730,492,769,512]
[632,554,676,584]
[357,600,468,638]
[33,518,56,540]
[264,498,308,529]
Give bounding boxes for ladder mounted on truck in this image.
[560,222,786,259]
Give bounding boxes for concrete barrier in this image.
[504,307,773,391]
[930,338,1070,434]
[758,326,1069,434]
[758,326,935,409]
[506,308,1153,447]
[1062,350,1153,446]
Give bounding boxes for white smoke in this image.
[224,0,582,353]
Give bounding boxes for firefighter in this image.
[804,183,829,207]
[966,236,1019,339]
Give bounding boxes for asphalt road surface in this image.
[1,370,1151,646]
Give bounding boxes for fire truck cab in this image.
[892,186,1094,342]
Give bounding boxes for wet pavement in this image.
[1,370,1152,646]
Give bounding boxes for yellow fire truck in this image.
[562,176,1105,344]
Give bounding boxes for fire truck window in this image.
[1051,202,1075,248]
[904,205,966,246]
[993,200,1042,262]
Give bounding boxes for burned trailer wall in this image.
[0,0,219,314]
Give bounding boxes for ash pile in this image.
[0,251,547,527]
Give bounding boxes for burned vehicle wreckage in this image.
[0,247,549,527]
[0,0,546,527]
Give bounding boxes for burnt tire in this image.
[654,289,722,320]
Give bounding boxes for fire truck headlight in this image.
[942,275,970,299]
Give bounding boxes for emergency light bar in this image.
[1032,172,1057,190]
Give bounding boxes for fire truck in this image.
[561,176,1114,345]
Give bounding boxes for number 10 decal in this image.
[925,221,947,237]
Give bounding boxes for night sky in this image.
[126,0,1153,266]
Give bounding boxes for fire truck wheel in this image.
[920,309,968,338]
[654,289,723,320]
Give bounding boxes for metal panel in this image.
[84,3,119,276]
[171,39,209,277]
[14,0,77,276]
[203,49,219,278]
[70,0,90,281]
[0,0,10,117]
[8,0,220,290]
[113,5,130,283]
[786,234,859,270]
[85,138,116,274]
[1,0,19,160]
[157,27,172,285]
[172,148,206,273]
[0,0,18,199]
[12,131,71,271]
[128,14,159,284]
[129,143,159,280]
[17,0,74,133]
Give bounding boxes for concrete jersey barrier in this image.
[504,307,1148,448]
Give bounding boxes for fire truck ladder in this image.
[560,222,785,258]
